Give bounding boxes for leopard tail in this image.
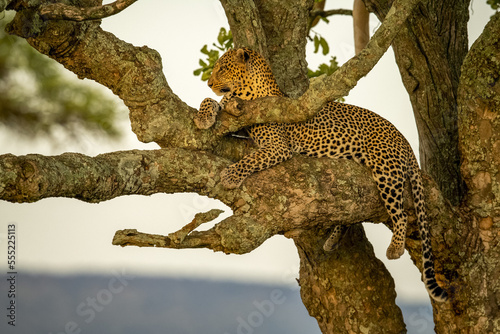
[408,157,448,302]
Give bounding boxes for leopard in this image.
[194,47,448,302]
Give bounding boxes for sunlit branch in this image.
[0,149,232,203]
[39,0,138,22]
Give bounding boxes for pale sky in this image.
[0,0,494,305]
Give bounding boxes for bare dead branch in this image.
[113,214,271,255]
[112,228,222,251]
[168,209,225,244]
[39,0,138,22]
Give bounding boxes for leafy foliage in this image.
[0,14,123,142]
[486,0,500,10]
[193,28,233,81]
[312,33,330,56]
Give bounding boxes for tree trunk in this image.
[294,226,406,333]
[366,0,500,332]
[453,11,500,334]
[2,0,500,333]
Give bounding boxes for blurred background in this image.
[0,1,494,333]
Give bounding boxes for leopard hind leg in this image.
[323,225,348,251]
[372,169,407,260]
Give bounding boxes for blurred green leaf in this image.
[319,37,329,55]
[313,35,320,53]
[486,0,499,10]
[312,33,329,56]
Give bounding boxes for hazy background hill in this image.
[0,274,435,333]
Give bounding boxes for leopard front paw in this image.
[386,243,405,260]
[220,166,245,189]
[194,98,220,129]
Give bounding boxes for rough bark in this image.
[294,226,406,333]
[39,0,137,21]
[365,0,500,332]
[454,11,500,334]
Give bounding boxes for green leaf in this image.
[217,27,228,45]
[319,37,329,55]
[313,35,320,54]
[194,27,232,81]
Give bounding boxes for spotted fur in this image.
[195,48,448,302]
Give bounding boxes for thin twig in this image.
[310,8,353,19]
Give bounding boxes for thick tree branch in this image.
[205,0,425,137]
[39,0,138,22]
[0,148,455,266]
[0,149,389,250]
[0,149,231,203]
[219,0,268,57]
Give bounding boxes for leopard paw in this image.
[220,166,245,189]
[194,98,220,129]
[386,243,405,260]
[323,225,347,252]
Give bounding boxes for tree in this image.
[0,12,123,144]
[1,0,499,333]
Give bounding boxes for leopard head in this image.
[207,48,281,99]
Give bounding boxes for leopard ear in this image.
[235,48,250,64]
